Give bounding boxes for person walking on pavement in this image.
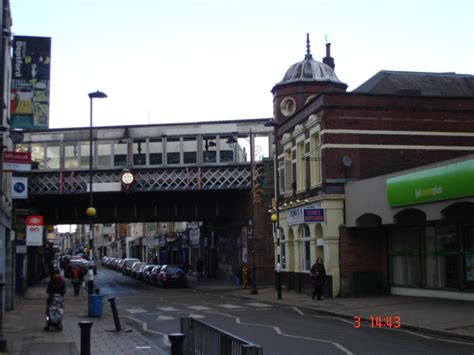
[310,257,326,300]
[197,257,205,281]
[241,262,250,289]
[71,265,83,296]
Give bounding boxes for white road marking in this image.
[189,314,205,319]
[246,302,272,308]
[136,346,151,349]
[208,311,354,355]
[126,308,147,314]
[157,306,179,312]
[188,305,211,311]
[125,316,170,347]
[218,304,243,309]
[157,315,174,321]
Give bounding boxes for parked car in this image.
[131,262,146,278]
[156,265,187,288]
[136,264,150,280]
[149,265,162,285]
[142,265,157,283]
[115,259,125,272]
[122,258,140,276]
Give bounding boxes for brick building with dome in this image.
[269,34,474,299]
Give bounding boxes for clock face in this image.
[280,96,296,117]
[121,172,134,185]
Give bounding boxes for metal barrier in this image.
[180,317,263,355]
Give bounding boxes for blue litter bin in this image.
[88,294,103,317]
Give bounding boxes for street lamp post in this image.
[249,130,258,295]
[87,90,107,294]
[265,119,282,299]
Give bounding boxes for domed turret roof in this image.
[277,36,344,85]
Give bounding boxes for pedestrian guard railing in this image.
[180,317,263,355]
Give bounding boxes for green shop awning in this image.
[387,159,474,207]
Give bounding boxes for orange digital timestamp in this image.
[353,316,401,329]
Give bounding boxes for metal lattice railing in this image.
[26,165,252,195]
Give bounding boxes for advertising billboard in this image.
[26,215,43,246]
[11,36,51,130]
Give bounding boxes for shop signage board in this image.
[3,151,31,172]
[287,203,322,226]
[26,215,43,246]
[304,208,325,222]
[387,159,474,207]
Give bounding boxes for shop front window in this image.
[390,227,421,287]
[301,224,311,271]
[464,225,474,290]
[424,224,459,289]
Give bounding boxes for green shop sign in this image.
[387,159,474,207]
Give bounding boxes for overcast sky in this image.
[10,0,474,129]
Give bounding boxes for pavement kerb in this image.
[189,284,474,344]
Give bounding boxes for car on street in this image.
[142,265,158,284]
[149,265,163,285]
[122,258,140,276]
[156,265,187,288]
[131,262,146,278]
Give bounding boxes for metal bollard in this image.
[107,297,122,331]
[168,333,185,355]
[78,321,93,355]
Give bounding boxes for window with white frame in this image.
[284,148,292,193]
[45,142,60,169]
[310,132,322,186]
[64,143,79,169]
[296,140,305,191]
[97,141,112,168]
[114,141,128,167]
[301,224,311,271]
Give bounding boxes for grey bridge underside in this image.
[15,166,252,225]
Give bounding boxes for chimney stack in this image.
[323,43,335,70]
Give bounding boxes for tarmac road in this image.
[98,267,474,355]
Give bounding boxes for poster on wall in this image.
[26,215,43,246]
[11,36,51,130]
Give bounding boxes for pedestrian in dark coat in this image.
[197,258,205,281]
[310,257,326,300]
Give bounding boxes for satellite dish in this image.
[342,155,352,168]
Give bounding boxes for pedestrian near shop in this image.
[310,257,326,300]
[71,265,83,296]
[241,262,249,289]
[197,257,205,281]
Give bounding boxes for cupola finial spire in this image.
[305,33,312,59]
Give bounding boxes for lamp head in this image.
[271,214,278,222]
[88,90,107,99]
[86,207,97,217]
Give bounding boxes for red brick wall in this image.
[339,226,389,296]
